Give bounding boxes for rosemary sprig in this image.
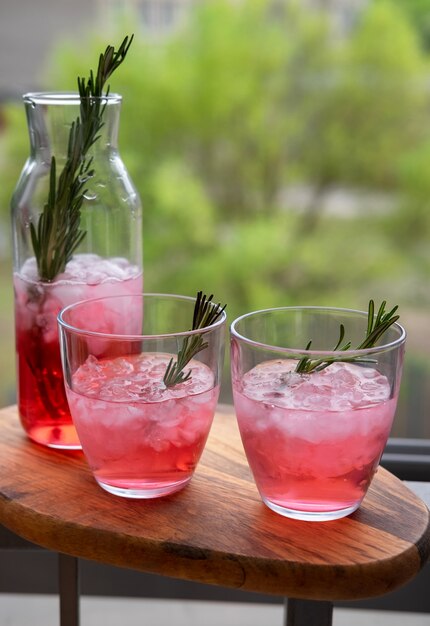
[30,35,133,282]
[163,291,226,388]
[295,300,399,374]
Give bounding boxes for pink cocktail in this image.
[234,360,397,517]
[14,254,142,449]
[58,293,226,498]
[66,354,218,497]
[231,305,406,521]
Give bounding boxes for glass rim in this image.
[230,305,406,357]
[58,292,227,340]
[23,91,122,105]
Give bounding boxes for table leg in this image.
[285,598,333,626]
[58,553,80,626]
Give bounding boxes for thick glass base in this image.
[26,424,82,450]
[262,496,361,522]
[96,476,192,499]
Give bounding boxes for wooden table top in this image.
[0,404,429,602]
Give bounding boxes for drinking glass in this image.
[230,306,406,521]
[58,293,226,499]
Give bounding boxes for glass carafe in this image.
[11,92,143,449]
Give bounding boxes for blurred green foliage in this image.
[376,0,430,52]
[2,0,430,318]
[1,0,430,430]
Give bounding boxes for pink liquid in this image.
[14,254,143,449]
[66,353,219,497]
[233,360,397,520]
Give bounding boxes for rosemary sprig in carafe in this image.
[163,291,226,388]
[30,35,133,282]
[295,300,399,374]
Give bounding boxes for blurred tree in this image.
[293,1,428,234]
[0,0,429,321]
[375,0,430,52]
[0,105,28,256]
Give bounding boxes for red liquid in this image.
[66,353,219,497]
[236,414,388,512]
[233,360,397,520]
[16,326,76,447]
[14,255,143,449]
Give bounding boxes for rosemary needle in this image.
[30,35,133,282]
[295,300,399,374]
[163,291,226,388]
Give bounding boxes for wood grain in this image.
[0,404,429,601]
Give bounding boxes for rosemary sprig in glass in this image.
[163,291,226,388]
[295,300,399,374]
[30,35,133,282]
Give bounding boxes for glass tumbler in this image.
[230,306,406,521]
[58,293,226,499]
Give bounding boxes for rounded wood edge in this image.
[1,405,430,600]
[1,489,429,601]
[0,493,248,588]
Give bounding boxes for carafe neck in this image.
[24,92,122,161]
